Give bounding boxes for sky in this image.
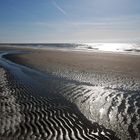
[0,0,140,43]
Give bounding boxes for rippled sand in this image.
[0,67,119,140]
[0,68,21,136]
[1,49,140,140]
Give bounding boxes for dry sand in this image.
[5,49,140,78]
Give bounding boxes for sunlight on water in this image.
[1,42,140,55]
[84,43,139,52]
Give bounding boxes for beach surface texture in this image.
[0,47,140,140]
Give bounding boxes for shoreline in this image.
[1,43,140,56]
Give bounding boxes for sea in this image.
[1,43,140,55]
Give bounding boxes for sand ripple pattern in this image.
[0,68,22,138]
[1,51,140,140]
[31,72,139,140]
[41,68,140,140]
[0,67,119,140]
[58,84,140,140]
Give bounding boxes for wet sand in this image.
[1,47,140,139]
[0,65,118,140]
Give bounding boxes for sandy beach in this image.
[6,49,140,78]
[0,49,120,140]
[0,47,140,140]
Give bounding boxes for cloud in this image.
[52,0,67,15]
